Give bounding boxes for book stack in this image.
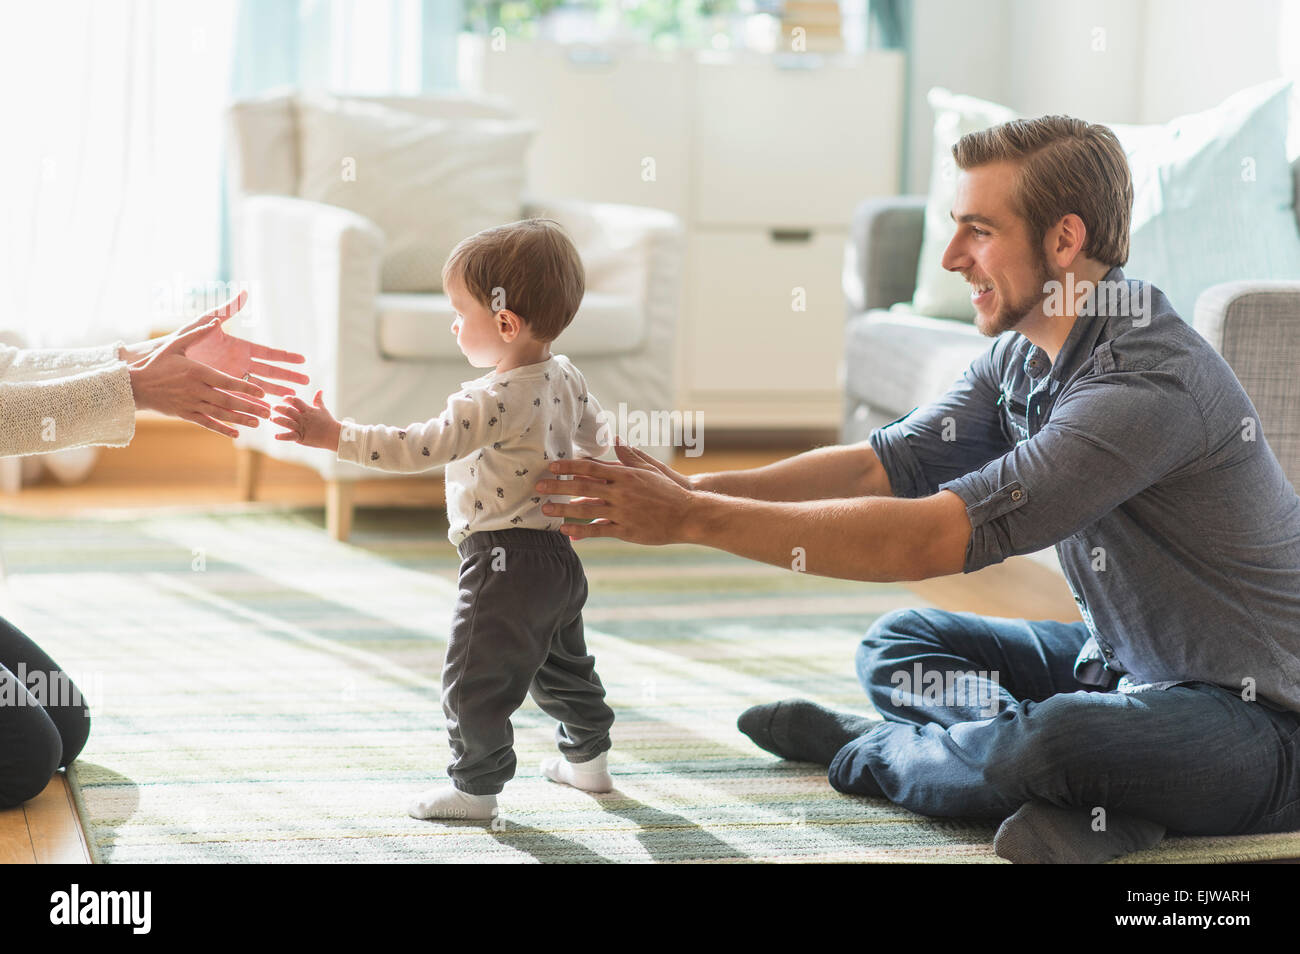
[781,0,844,53]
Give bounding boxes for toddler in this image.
[274,219,616,821]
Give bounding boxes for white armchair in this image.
[225,91,684,539]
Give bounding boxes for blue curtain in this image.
[877,0,913,194]
[869,0,907,50]
[230,0,462,96]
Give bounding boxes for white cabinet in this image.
[472,39,904,430]
[686,228,847,395]
[476,40,692,218]
[692,55,903,228]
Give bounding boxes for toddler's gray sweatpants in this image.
[444,528,614,795]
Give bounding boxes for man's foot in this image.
[540,752,614,793]
[737,699,877,765]
[994,800,1166,864]
[407,785,498,821]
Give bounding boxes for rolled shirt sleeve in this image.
[869,339,1013,499]
[937,368,1207,573]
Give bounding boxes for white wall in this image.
[1139,0,1299,160]
[1139,0,1286,122]
[904,0,1299,192]
[1005,0,1146,123]
[904,0,1011,192]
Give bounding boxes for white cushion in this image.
[844,308,994,414]
[912,88,1018,322]
[376,291,646,360]
[227,91,300,198]
[295,93,535,294]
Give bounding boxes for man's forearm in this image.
[682,490,942,583]
[689,441,894,501]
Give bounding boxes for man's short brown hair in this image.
[953,115,1133,267]
[441,218,585,342]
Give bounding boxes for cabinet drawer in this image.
[692,53,903,227]
[685,229,847,395]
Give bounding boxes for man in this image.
[533,116,1300,863]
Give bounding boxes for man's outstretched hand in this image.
[533,438,696,544]
[175,291,309,397]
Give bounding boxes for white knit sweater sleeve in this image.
[0,342,127,382]
[0,347,137,456]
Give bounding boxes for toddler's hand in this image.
[273,390,343,451]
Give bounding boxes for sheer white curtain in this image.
[230,0,452,99]
[0,1,237,348]
[0,0,462,351]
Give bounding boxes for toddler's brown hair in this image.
[442,218,585,342]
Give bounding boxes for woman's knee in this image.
[55,703,91,768]
[0,707,63,810]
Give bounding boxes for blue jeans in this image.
[828,608,1300,836]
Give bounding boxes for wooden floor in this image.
[0,774,90,863]
[0,416,1081,864]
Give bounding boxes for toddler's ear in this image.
[496,309,523,341]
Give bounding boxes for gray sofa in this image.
[842,161,1300,497]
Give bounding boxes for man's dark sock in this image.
[737,699,878,766]
[994,801,1167,864]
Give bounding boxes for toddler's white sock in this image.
[540,751,614,793]
[407,785,498,821]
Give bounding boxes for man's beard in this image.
[979,250,1056,338]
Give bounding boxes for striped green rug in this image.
[1,506,1297,864]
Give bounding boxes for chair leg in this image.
[326,480,354,542]
[0,458,21,494]
[235,447,262,501]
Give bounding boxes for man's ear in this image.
[1049,213,1088,268]
[496,309,522,342]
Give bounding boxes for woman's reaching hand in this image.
[127,319,272,438]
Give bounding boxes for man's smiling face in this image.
[942,159,1056,338]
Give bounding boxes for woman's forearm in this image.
[689,441,894,502]
[0,341,129,382]
[0,366,136,456]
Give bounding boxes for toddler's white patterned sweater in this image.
[336,354,610,544]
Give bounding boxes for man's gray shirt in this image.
[869,266,1300,712]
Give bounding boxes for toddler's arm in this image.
[274,386,506,473]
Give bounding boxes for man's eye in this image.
[971,227,989,237]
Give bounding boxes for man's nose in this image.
[941,232,970,273]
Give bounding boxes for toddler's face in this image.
[447,275,506,368]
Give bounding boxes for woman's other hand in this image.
[177,291,309,397]
[120,292,310,398]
